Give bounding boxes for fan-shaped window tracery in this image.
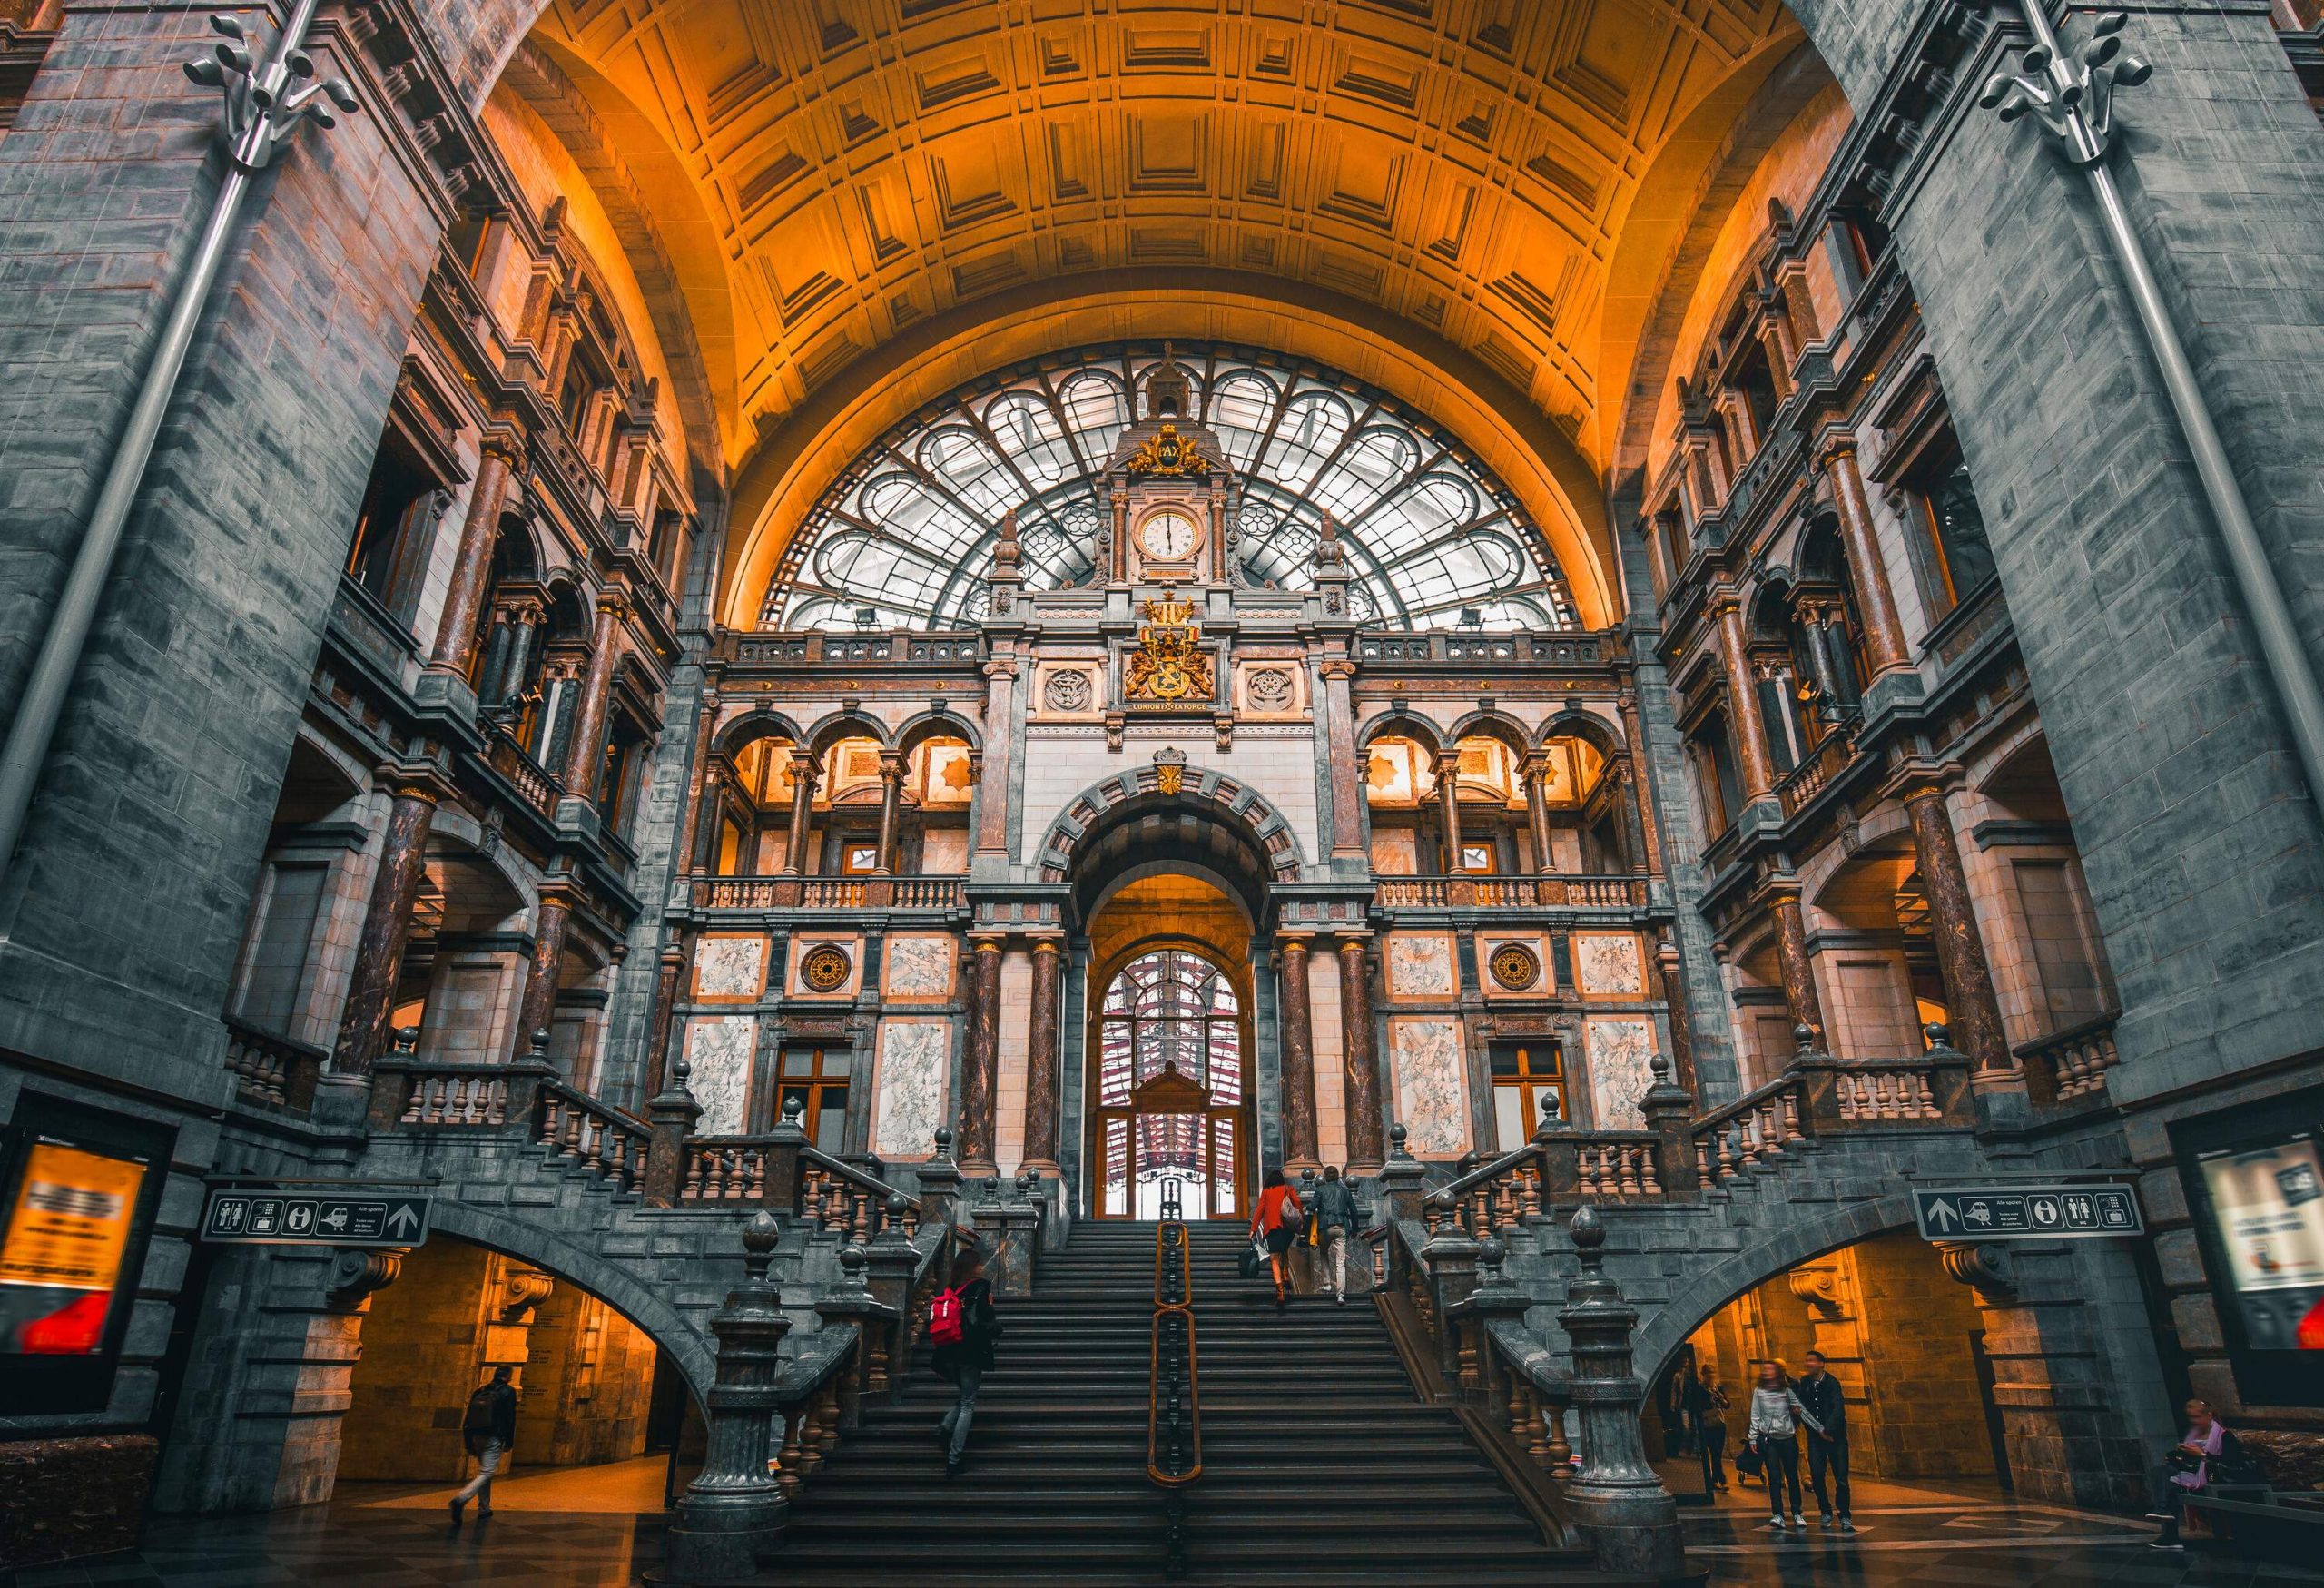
[761,342,1579,632]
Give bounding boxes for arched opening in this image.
[1087,931,1251,1221]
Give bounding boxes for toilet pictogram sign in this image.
[202,1188,430,1248]
[1914,1184,2141,1241]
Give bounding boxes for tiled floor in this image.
[19,1464,2324,1588]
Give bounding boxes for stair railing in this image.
[1147,1219,1201,1580]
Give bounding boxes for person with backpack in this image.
[1249,1168,1305,1309]
[448,1365,517,1524]
[931,1248,999,1478]
[1313,1166,1363,1305]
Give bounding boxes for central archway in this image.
[1087,933,1252,1220]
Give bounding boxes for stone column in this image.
[1021,937,1063,1173]
[1714,595,1777,800]
[423,430,521,682]
[873,750,903,875]
[1276,933,1320,1172]
[662,1213,792,1580]
[1655,935,1697,1095]
[1614,685,1666,875]
[1336,936,1384,1170]
[673,671,723,877]
[1433,746,1465,872]
[1768,885,1827,1050]
[1320,657,1366,859]
[1521,750,1555,874]
[645,941,685,1097]
[957,936,1005,1176]
[1817,437,1909,678]
[780,748,817,876]
[331,778,439,1075]
[1557,1207,1686,1578]
[512,879,577,1064]
[973,656,1018,856]
[561,591,626,800]
[1902,782,2012,1076]
[1756,307,1797,400]
[493,598,545,711]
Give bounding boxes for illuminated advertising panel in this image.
[2176,1087,2324,1406]
[0,1141,148,1355]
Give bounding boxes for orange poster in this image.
[0,1142,144,1294]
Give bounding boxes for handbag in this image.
[1734,1440,1764,1480]
[1239,1238,1267,1277]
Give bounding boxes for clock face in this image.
[1137,510,1200,562]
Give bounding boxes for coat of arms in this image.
[1124,422,1210,478]
[1125,589,1215,704]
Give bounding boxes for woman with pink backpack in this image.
[930,1248,1000,1477]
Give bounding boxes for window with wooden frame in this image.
[1491,1041,1565,1150]
[343,437,438,626]
[770,1045,850,1151]
[839,835,881,874]
[1905,443,1998,621]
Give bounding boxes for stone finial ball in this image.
[1569,1203,1606,1251]
[1389,1123,1409,1149]
[839,1242,866,1277]
[743,1209,780,1255]
[781,1093,806,1123]
[1792,1023,1815,1050]
[1924,1021,1952,1044]
[1479,1234,1508,1270]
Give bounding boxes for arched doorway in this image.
[1090,944,1250,1219]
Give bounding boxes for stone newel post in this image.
[1556,1205,1687,1579]
[656,1212,792,1583]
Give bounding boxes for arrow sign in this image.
[1914,1184,2142,1243]
[202,1188,430,1248]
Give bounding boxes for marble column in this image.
[1021,937,1063,1173]
[780,750,817,875]
[1277,933,1320,1172]
[330,780,438,1074]
[1903,784,2012,1076]
[1655,936,1697,1095]
[1522,750,1555,874]
[1336,936,1384,1171]
[1818,437,1910,677]
[513,880,576,1064]
[1320,657,1366,858]
[673,670,723,875]
[561,591,626,800]
[645,940,685,1097]
[957,936,1005,1176]
[874,750,903,874]
[493,599,545,712]
[423,431,521,682]
[1714,596,1777,800]
[1433,746,1465,873]
[973,657,1017,855]
[1615,686,1667,875]
[1768,886,1827,1050]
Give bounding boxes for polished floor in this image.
[19,1461,2324,1588]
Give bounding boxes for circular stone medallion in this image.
[1488,942,1541,992]
[801,943,852,993]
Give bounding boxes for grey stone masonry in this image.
[1789,0,2324,1104]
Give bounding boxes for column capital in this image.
[1319,657,1358,682]
[593,587,632,621]
[1029,935,1065,957]
[477,422,527,468]
[1813,429,1860,470]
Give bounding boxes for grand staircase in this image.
[768,1219,1623,1586]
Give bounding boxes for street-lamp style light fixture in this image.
[0,0,361,879]
[1979,5,2324,814]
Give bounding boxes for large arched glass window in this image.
[761,342,1579,633]
[1093,948,1246,1218]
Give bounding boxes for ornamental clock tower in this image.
[1104,347,1236,589]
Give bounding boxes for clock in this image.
[1136,510,1201,563]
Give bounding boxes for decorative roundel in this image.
[801,944,853,993]
[1489,942,1541,992]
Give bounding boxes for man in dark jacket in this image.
[1314,1167,1364,1305]
[449,1365,517,1524]
[1795,1350,1851,1531]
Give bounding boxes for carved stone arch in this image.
[1354,707,1445,756]
[709,706,807,761]
[1441,709,1533,759]
[1534,708,1626,760]
[803,709,892,759]
[891,708,984,760]
[1034,762,1305,891]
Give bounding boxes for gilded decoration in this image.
[801,944,853,993]
[1125,589,1215,705]
[1123,421,1211,478]
[1488,942,1541,992]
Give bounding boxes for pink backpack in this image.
[929,1286,965,1346]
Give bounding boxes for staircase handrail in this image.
[535,1078,651,1191]
[765,1322,863,1504]
[801,1145,922,1215]
[1147,1220,1201,1579]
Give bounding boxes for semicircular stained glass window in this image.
[761,341,1579,633]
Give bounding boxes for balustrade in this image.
[481,716,563,816]
[691,874,962,912]
[2016,1012,2121,1107]
[1372,874,1646,910]
[222,1016,326,1111]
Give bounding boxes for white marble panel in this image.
[1386,932,1456,998]
[684,1015,758,1134]
[693,935,767,999]
[884,933,955,999]
[1390,1018,1469,1157]
[873,1019,951,1159]
[1574,932,1645,997]
[1584,1017,1658,1130]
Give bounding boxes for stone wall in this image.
[339,1238,497,1484]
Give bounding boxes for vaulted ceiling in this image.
[523,0,1812,627]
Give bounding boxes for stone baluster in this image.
[1556,1206,1687,1579]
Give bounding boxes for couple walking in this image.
[1249,1166,1363,1307]
[1743,1352,1852,1532]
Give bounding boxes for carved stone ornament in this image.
[1123,421,1211,478]
[1246,666,1295,713]
[1487,941,1541,991]
[1153,746,1187,797]
[1125,589,1215,704]
[801,943,853,993]
[1044,667,1092,713]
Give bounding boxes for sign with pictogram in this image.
[202,1189,429,1248]
[1914,1184,2141,1242]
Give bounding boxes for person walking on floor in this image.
[931,1248,1000,1479]
[1250,1168,1305,1309]
[1795,1349,1853,1531]
[1747,1358,1820,1532]
[448,1365,517,1525]
[1681,1362,1730,1494]
[1313,1166,1363,1305]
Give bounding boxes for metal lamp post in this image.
[0,1,359,878]
[1978,5,2324,814]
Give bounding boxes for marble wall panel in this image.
[883,933,956,1000]
[872,1018,951,1159]
[1574,931,1645,997]
[693,934,767,1001]
[1584,1016,1658,1130]
[684,1015,758,1134]
[1389,1017,1469,1157]
[1385,932,1457,999]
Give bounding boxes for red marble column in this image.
[1903,784,2012,1075]
[331,780,439,1074]
[645,939,686,1097]
[1522,750,1555,875]
[1819,437,1910,677]
[512,880,577,1063]
[973,657,1018,855]
[1336,936,1384,1170]
[957,936,1005,1175]
[1277,934,1320,1172]
[1655,935,1697,1095]
[1614,685,1665,875]
[874,750,904,874]
[1021,938,1063,1172]
[781,750,818,875]
[1769,887,1827,1050]
[425,430,521,681]
[1433,747,1465,873]
[1715,596,1778,800]
[561,591,627,800]
[673,670,722,875]
[1321,658,1366,859]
